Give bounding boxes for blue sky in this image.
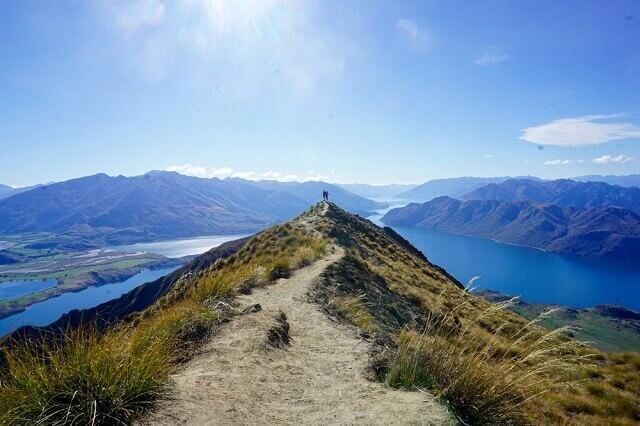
[1,0,639,186]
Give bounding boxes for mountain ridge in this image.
[382,196,640,261]
[0,171,381,245]
[462,178,640,212]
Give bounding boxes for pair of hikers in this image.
[322,190,330,201]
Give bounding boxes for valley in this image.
[0,232,246,325]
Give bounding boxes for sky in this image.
[1,0,640,186]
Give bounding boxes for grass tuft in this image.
[385,300,592,425]
[0,216,329,424]
[327,293,378,334]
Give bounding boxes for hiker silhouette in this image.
[322,190,329,201]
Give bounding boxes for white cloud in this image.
[396,19,433,53]
[520,114,640,146]
[166,164,329,182]
[484,154,494,158]
[593,154,635,164]
[98,0,349,96]
[474,46,511,66]
[544,159,583,166]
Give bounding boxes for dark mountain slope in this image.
[382,197,640,261]
[463,178,640,211]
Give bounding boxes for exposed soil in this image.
[140,244,453,425]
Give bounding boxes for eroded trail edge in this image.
[142,245,453,425]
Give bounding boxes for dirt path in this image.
[142,213,453,425]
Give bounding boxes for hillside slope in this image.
[142,240,453,425]
[1,203,638,425]
[382,196,640,260]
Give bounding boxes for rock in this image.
[242,303,262,314]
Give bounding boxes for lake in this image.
[0,279,56,300]
[109,234,249,258]
[0,267,177,337]
[0,233,247,336]
[370,207,640,311]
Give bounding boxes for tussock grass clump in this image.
[385,300,592,425]
[328,293,378,334]
[0,215,329,424]
[293,246,317,268]
[268,256,292,280]
[0,300,215,425]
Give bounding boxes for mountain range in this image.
[383,178,640,261]
[383,196,640,261]
[397,176,530,201]
[394,175,640,203]
[463,178,640,212]
[0,171,382,244]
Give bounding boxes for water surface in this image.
[0,267,176,337]
[370,205,640,311]
[0,279,56,300]
[110,234,249,258]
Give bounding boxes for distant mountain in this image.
[397,177,523,201]
[337,183,416,199]
[0,183,43,200]
[0,185,13,200]
[382,197,640,261]
[0,172,381,244]
[0,172,308,242]
[463,178,640,212]
[573,175,640,188]
[241,180,385,214]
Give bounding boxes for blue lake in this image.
[390,226,640,311]
[368,205,640,311]
[0,267,176,337]
[0,279,56,300]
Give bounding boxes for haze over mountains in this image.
[337,183,416,200]
[0,171,381,244]
[383,178,640,261]
[397,177,511,201]
[574,175,640,188]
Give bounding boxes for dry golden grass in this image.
[323,204,640,425]
[0,216,327,425]
[385,299,593,424]
[327,293,378,334]
[0,299,216,425]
